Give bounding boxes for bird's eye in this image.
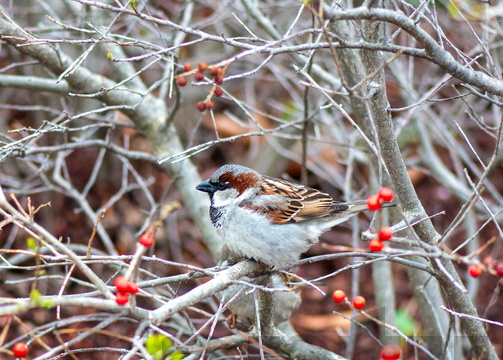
[215,181,228,190]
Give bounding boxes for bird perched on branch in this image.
[197,164,393,267]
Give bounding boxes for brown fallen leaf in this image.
[202,113,271,141]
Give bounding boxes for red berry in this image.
[214,75,224,85]
[176,76,187,87]
[115,292,129,305]
[369,238,384,252]
[209,66,220,76]
[139,233,154,247]
[214,87,223,96]
[495,263,503,277]
[468,264,482,278]
[352,296,366,309]
[331,290,346,303]
[366,194,382,211]
[196,101,206,112]
[127,281,139,294]
[194,70,204,81]
[114,276,139,294]
[381,344,401,360]
[183,63,192,72]
[114,276,130,293]
[198,62,208,72]
[378,187,394,202]
[205,101,214,110]
[12,342,28,358]
[379,226,394,241]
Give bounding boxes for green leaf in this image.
[36,269,46,277]
[29,289,53,308]
[145,334,173,360]
[41,299,54,309]
[395,309,416,336]
[169,350,184,360]
[27,237,38,250]
[30,289,42,304]
[281,102,298,122]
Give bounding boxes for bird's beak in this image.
[196,180,215,194]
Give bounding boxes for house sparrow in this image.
[196,164,389,267]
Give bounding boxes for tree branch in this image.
[0,11,223,260]
[353,6,499,358]
[324,7,503,97]
[151,260,266,325]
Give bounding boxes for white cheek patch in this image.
[212,188,239,207]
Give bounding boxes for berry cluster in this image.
[366,187,394,211]
[332,291,403,358]
[113,232,155,305]
[468,258,503,279]
[114,275,140,305]
[366,187,395,252]
[331,290,366,309]
[175,62,225,111]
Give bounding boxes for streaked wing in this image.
[242,175,341,224]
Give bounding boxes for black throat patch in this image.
[209,206,223,227]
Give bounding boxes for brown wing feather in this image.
[245,176,337,224]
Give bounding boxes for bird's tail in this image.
[345,199,396,214]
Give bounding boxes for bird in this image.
[196,164,392,267]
